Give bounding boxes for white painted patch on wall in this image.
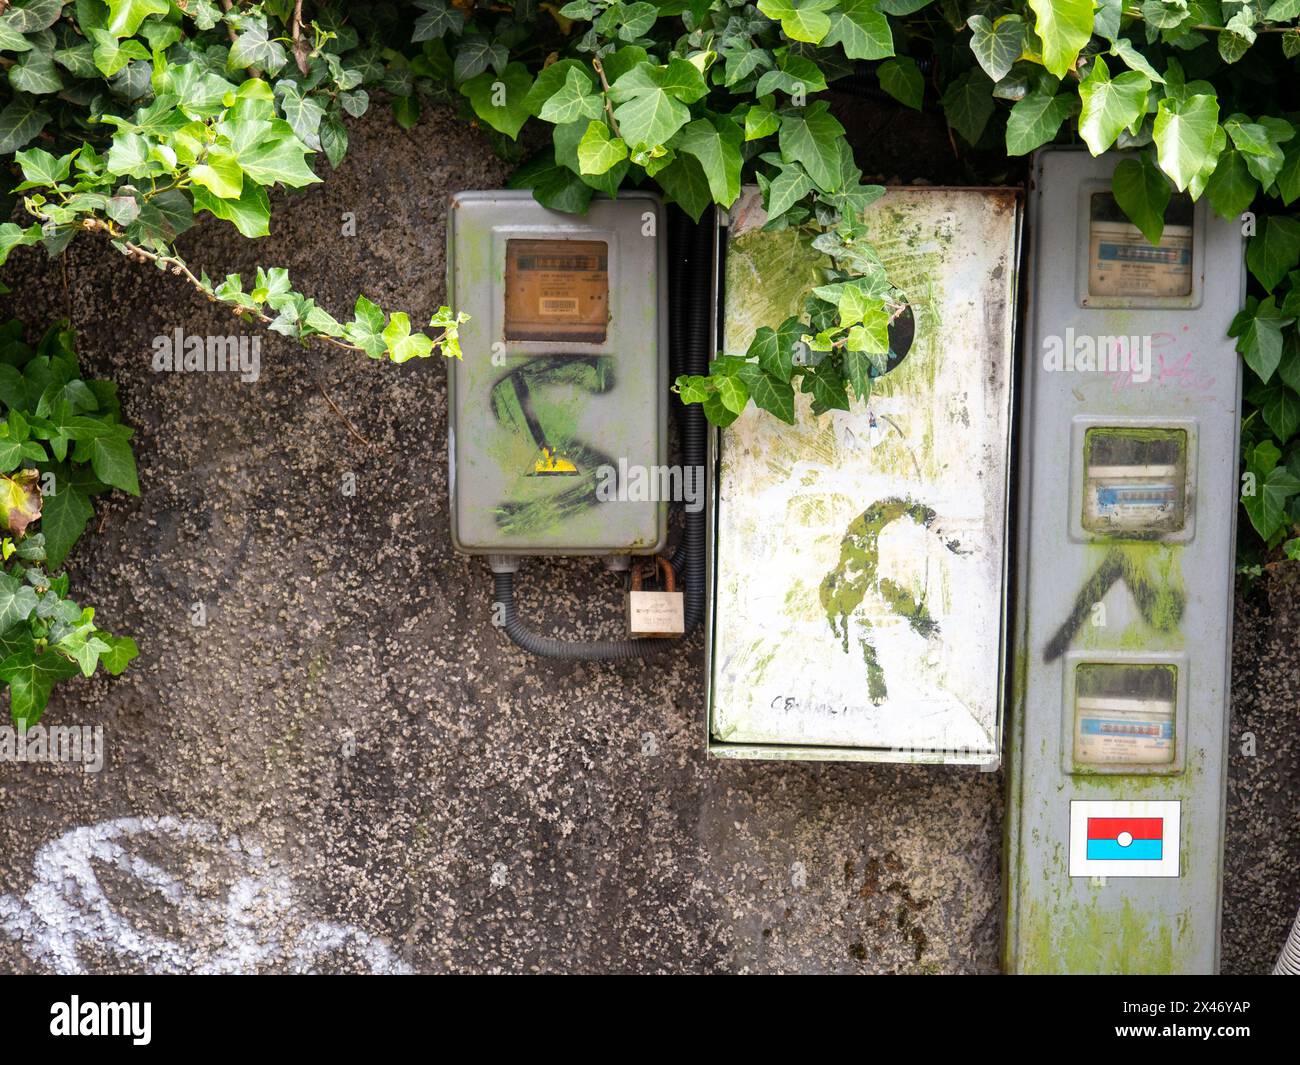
[0,816,412,974]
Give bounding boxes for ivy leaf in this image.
[0,645,80,727]
[9,48,63,95]
[755,53,828,97]
[1248,216,1300,292]
[1262,385,1300,443]
[755,0,837,44]
[1223,113,1289,189]
[230,121,322,188]
[824,0,894,61]
[609,62,695,149]
[276,81,326,152]
[577,120,629,175]
[878,57,924,110]
[778,101,847,192]
[0,570,38,635]
[1205,148,1258,221]
[537,67,604,125]
[968,15,1024,83]
[1006,80,1076,155]
[1111,153,1171,245]
[0,96,51,154]
[343,295,389,359]
[36,474,94,569]
[674,117,742,204]
[190,146,244,200]
[715,373,750,415]
[507,147,595,214]
[460,63,534,139]
[104,0,169,38]
[1078,57,1150,156]
[191,182,271,238]
[1153,93,1221,192]
[98,634,139,676]
[412,0,466,41]
[0,469,41,537]
[745,103,780,141]
[1027,0,1096,78]
[454,36,509,83]
[1230,296,1293,381]
[382,312,434,363]
[746,371,796,423]
[654,153,712,221]
[87,431,138,495]
[1242,441,1300,540]
[1,0,65,33]
[942,68,996,146]
[228,22,288,74]
[765,162,814,219]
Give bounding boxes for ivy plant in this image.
[0,318,138,727]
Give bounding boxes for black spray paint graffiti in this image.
[819,497,963,705]
[1042,547,1186,662]
[489,357,616,534]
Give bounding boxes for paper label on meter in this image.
[1088,193,1192,298]
[504,239,608,343]
[1073,663,1176,767]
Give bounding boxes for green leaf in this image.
[1248,216,1300,292]
[715,373,750,415]
[190,146,244,199]
[537,67,604,125]
[745,103,780,141]
[1262,385,1300,443]
[968,15,1024,83]
[228,22,288,74]
[191,182,271,238]
[343,295,389,359]
[104,0,169,38]
[824,0,895,61]
[878,57,924,110]
[0,569,38,635]
[9,48,63,95]
[1153,93,1221,192]
[382,312,435,363]
[1231,296,1293,381]
[675,117,742,205]
[37,477,94,569]
[778,100,847,192]
[0,0,64,34]
[1242,444,1300,540]
[576,120,629,175]
[0,645,80,727]
[755,0,837,44]
[98,634,138,676]
[412,0,466,41]
[1006,80,1076,155]
[277,82,326,151]
[747,372,796,423]
[460,62,535,139]
[1078,57,1150,156]
[88,433,138,495]
[1027,0,1096,79]
[655,153,712,221]
[765,162,814,218]
[1111,154,1171,245]
[942,68,996,146]
[609,62,695,149]
[1205,148,1258,221]
[0,96,51,154]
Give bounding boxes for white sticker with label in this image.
[1068,800,1181,878]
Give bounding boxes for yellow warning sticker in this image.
[532,447,578,476]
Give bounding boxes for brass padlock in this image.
[626,557,685,638]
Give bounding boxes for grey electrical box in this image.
[1005,149,1244,973]
[446,190,668,555]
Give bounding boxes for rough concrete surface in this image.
[0,102,1294,974]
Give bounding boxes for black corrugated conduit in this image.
[491,207,712,660]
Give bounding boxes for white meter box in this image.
[707,187,1021,763]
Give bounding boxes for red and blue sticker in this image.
[1069,801,1181,877]
[1086,817,1163,860]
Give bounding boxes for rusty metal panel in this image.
[707,186,1021,763]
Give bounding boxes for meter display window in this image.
[504,239,609,343]
[1088,192,1193,298]
[1082,427,1187,536]
[1073,663,1176,766]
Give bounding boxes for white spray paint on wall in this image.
[0,816,412,974]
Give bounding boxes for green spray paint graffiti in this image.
[819,497,962,704]
[489,357,615,534]
[1043,546,1185,662]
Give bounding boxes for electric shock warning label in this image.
[504,238,609,343]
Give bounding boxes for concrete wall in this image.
[0,105,1294,974]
